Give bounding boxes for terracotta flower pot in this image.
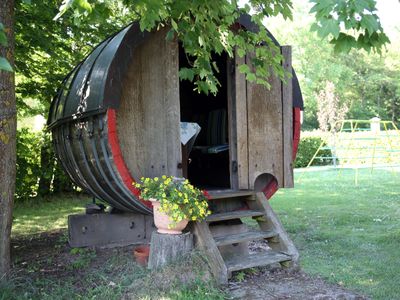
[133,245,150,266]
[150,199,188,234]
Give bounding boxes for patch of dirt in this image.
[11,230,137,283]
[226,240,369,300]
[228,267,368,300]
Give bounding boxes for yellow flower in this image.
[154,177,159,182]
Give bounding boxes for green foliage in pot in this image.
[134,176,211,225]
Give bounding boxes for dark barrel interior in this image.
[179,46,231,189]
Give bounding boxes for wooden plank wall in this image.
[281,46,294,188]
[246,51,284,188]
[228,51,249,190]
[117,28,182,179]
[240,46,293,189]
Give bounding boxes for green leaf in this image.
[238,64,250,74]
[310,23,320,32]
[171,19,178,31]
[318,18,340,39]
[76,0,92,12]
[166,29,175,41]
[246,72,256,82]
[179,68,195,81]
[196,81,210,95]
[0,22,6,46]
[236,48,246,57]
[54,0,74,20]
[0,30,7,47]
[0,57,13,72]
[198,36,205,47]
[211,61,219,73]
[199,68,208,79]
[360,14,380,35]
[354,0,370,12]
[332,33,356,53]
[310,0,334,17]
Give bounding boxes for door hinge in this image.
[232,160,238,173]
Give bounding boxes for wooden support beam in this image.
[192,221,228,284]
[247,193,299,262]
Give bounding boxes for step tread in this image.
[206,210,264,222]
[225,251,291,273]
[214,230,277,246]
[207,190,255,200]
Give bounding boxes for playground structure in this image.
[47,15,303,283]
[305,119,400,183]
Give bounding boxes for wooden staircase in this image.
[192,191,299,284]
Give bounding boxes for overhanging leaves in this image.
[309,0,389,54]
[0,57,13,72]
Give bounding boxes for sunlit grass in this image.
[12,194,89,237]
[272,167,400,300]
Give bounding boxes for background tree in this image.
[14,0,136,197]
[317,81,348,131]
[266,1,399,129]
[0,0,15,280]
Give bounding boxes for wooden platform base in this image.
[68,212,154,248]
[193,191,299,284]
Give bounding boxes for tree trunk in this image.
[0,0,15,280]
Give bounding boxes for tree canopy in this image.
[265,1,400,128]
[1,0,391,95]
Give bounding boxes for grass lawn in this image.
[7,168,400,299]
[12,193,88,237]
[272,167,400,300]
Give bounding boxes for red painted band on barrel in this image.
[107,109,152,209]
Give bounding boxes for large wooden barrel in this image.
[47,16,303,213]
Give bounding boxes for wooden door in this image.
[231,46,293,190]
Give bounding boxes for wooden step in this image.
[225,250,291,273]
[214,230,277,246]
[207,190,255,200]
[206,210,264,222]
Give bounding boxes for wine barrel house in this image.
[48,15,303,283]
